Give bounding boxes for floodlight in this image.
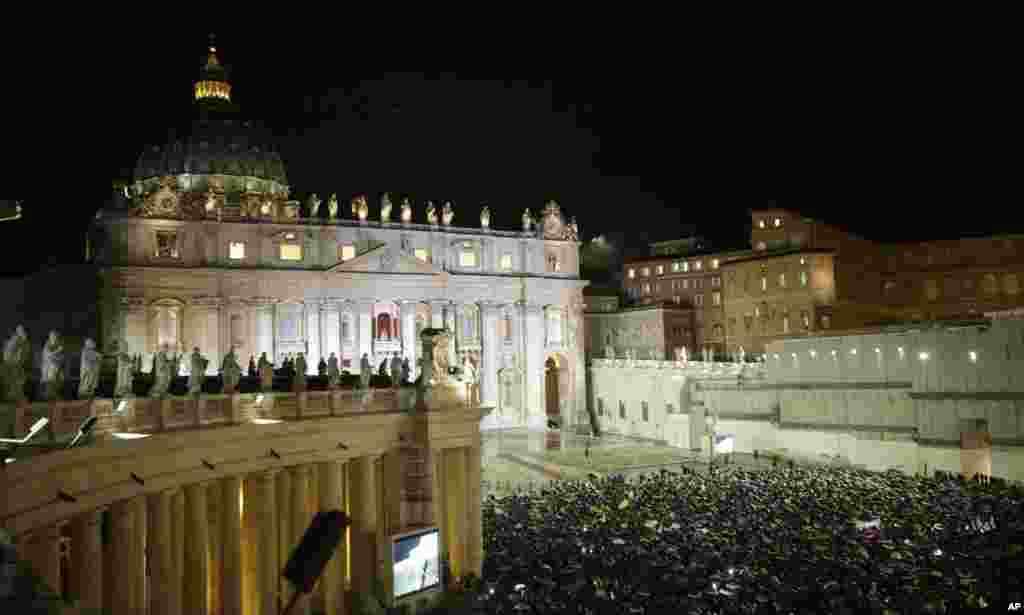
[111,432,150,440]
[67,416,98,449]
[252,418,282,425]
[0,418,49,445]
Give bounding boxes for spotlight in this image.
[0,418,49,445]
[131,472,145,486]
[111,433,150,440]
[67,416,98,449]
[251,418,282,425]
[57,490,77,503]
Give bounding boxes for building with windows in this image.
[21,40,588,431]
[615,208,1024,355]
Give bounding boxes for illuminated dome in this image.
[130,35,289,200]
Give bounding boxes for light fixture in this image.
[809,349,817,358]
[831,349,838,357]
[67,416,98,449]
[111,432,150,440]
[969,351,978,363]
[850,348,857,355]
[919,351,930,361]
[874,347,881,353]
[0,418,49,445]
[251,418,282,425]
[256,394,265,405]
[4,458,14,465]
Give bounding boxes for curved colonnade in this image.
[1,386,484,614]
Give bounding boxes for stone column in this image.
[523,303,545,426]
[479,302,500,409]
[276,469,293,608]
[357,299,374,364]
[443,447,467,580]
[172,489,185,612]
[446,303,459,367]
[184,482,211,615]
[318,461,345,615]
[107,499,136,615]
[220,476,243,615]
[250,470,279,615]
[429,300,447,330]
[349,455,379,598]
[131,496,147,611]
[69,509,104,611]
[289,465,313,615]
[399,300,417,367]
[148,490,178,615]
[320,302,332,370]
[305,301,321,375]
[23,523,62,601]
[465,443,483,577]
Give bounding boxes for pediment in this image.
[327,243,442,275]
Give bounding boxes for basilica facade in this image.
[89,42,587,430]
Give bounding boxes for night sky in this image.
[2,31,1019,276]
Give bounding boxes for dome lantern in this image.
[194,33,232,106]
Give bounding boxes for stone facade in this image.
[583,304,693,361]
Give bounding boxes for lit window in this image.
[918,351,930,361]
[682,279,689,290]
[800,271,809,287]
[340,244,356,261]
[754,305,760,317]
[761,276,768,291]
[279,243,302,261]
[500,253,513,270]
[782,316,789,333]
[982,273,998,295]
[682,262,689,272]
[778,273,786,288]
[712,258,719,269]
[712,291,721,306]
[642,267,650,277]
[799,256,806,265]
[758,219,766,229]
[674,295,681,304]
[229,241,245,260]
[628,268,635,279]
[461,249,477,268]
[656,265,664,275]
[155,231,179,259]
[1004,274,1019,295]
[671,263,679,272]
[756,242,767,251]
[773,217,781,227]
[969,350,978,363]
[694,261,702,271]
[695,294,703,306]
[415,248,429,263]
[801,311,810,328]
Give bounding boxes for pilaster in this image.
[480,302,500,409]
[148,489,178,615]
[69,509,104,611]
[349,454,379,598]
[220,476,243,615]
[356,299,375,364]
[184,481,212,615]
[317,461,345,615]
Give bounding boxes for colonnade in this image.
[13,442,483,615]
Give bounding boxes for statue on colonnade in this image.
[114,342,135,398]
[149,345,173,398]
[327,352,340,389]
[78,338,101,399]
[359,352,372,389]
[2,325,31,402]
[292,353,307,392]
[221,346,242,394]
[258,352,273,392]
[40,330,65,400]
[390,353,403,388]
[188,347,208,395]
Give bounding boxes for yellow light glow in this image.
[251,418,282,425]
[239,483,244,518]
[280,244,302,261]
[112,432,150,440]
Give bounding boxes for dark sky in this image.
[1,30,1019,275]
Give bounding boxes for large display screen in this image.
[392,528,440,599]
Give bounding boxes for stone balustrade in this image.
[1,383,487,615]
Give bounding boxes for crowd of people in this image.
[472,465,1024,614]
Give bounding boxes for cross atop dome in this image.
[194,33,232,107]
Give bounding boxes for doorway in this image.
[545,356,561,425]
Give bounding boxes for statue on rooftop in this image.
[40,330,65,400]
[327,352,340,389]
[381,192,393,223]
[351,195,369,221]
[221,346,242,394]
[480,205,491,229]
[401,197,412,223]
[738,346,746,364]
[522,208,534,232]
[307,193,322,218]
[566,217,580,241]
[426,201,438,225]
[78,338,101,399]
[204,189,218,214]
[327,193,339,220]
[188,347,208,395]
[2,325,30,402]
[442,202,454,226]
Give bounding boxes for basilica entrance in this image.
[545,355,570,429]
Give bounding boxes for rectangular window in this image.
[500,253,513,270]
[695,294,704,306]
[713,291,721,306]
[656,265,664,275]
[671,262,679,272]
[155,231,179,259]
[761,276,768,291]
[654,283,661,293]
[628,268,635,279]
[800,271,808,287]
[279,243,302,261]
[779,273,786,288]
[695,278,703,289]
[642,267,650,277]
[460,250,477,267]
[340,244,356,261]
[642,283,651,295]
[694,261,702,271]
[228,241,245,260]
[642,401,649,422]
[619,401,626,420]
[682,279,689,290]
[682,262,689,272]
[712,259,719,269]
[598,398,604,416]
[415,248,429,263]
[712,276,721,287]
[783,315,790,333]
